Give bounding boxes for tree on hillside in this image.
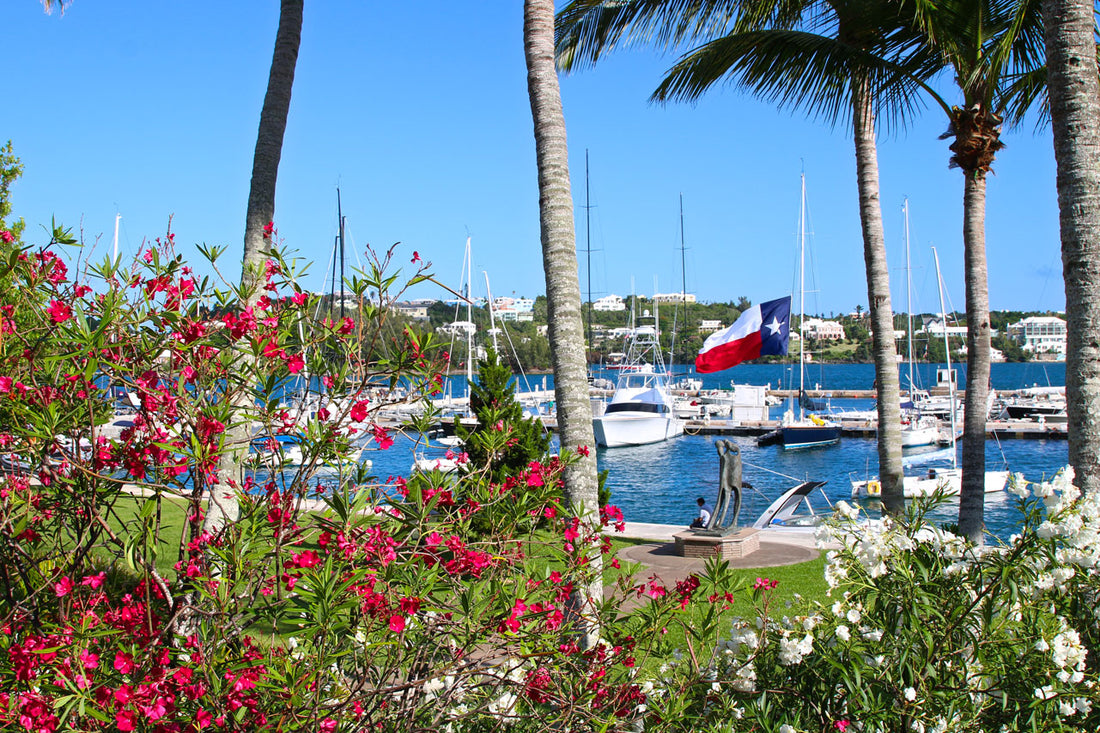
[0,142,24,241]
[523,0,602,646]
[1041,0,1100,495]
[556,0,935,513]
[206,0,304,534]
[458,349,551,481]
[907,0,1045,540]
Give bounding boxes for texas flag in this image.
[695,296,792,373]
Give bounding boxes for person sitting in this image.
[690,496,712,529]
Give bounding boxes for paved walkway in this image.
[604,522,823,588]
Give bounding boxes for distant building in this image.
[652,292,697,305]
[803,318,845,340]
[393,302,429,320]
[437,320,477,336]
[592,295,626,312]
[921,317,967,338]
[1007,316,1067,358]
[699,320,725,334]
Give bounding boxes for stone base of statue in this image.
[673,528,760,559]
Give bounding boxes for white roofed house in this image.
[802,318,845,340]
[437,320,477,336]
[1007,316,1067,359]
[592,295,626,312]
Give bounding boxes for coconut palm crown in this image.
[557,0,940,513]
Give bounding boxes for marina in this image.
[360,362,1070,543]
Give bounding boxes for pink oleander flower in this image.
[47,299,72,324]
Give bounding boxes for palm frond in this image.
[650,29,935,133]
[1000,66,1050,128]
[555,0,809,70]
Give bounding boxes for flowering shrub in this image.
[2,214,1099,732]
[645,472,1100,732]
[0,220,711,731]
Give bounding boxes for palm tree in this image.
[1041,0,1100,494]
[906,0,1044,540]
[205,0,304,534]
[556,0,933,513]
[523,0,602,645]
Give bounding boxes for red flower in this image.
[389,614,406,633]
[263,221,275,239]
[286,353,305,374]
[47,299,72,324]
[835,721,851,732]
[411,251,421,263]
[291,550,321,568]
[372,424,394,450]
[577,444,590,457]
[350,400,370,422]
[291,291,308,306]
[54,576,74,597]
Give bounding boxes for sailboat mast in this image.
[904,199,915,401]
[483,271,499,353]
[585,150,592,355]
[798,173,807,420]
[337,188,346,321]
[932,246,957,468]
[669,193,687,369]
[112,213,121,262]
[465,237,473,405]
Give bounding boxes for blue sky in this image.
[8,2,1064,317]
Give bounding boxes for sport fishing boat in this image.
[592,310,684,448]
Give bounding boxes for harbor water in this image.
[363,363,1069,542]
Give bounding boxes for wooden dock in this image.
[540,416,1067,440]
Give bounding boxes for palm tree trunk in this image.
[205,0,303,535]
[852,80,903,514]
[1042,0,1100,495]
[524,0,601,647]
[958,172,991,541]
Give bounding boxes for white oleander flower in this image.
[835,625,850,642]
[861,628,883,642]
[1034,685,1056,700]
[836,500,861,520]
[1007,472,1030,498]
[904,686,917,701]
[777,633,814,666]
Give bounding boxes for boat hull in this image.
[899,424,939,448]
[852,469,1008,499]
[781,424,841,450]
[593,414,685,448]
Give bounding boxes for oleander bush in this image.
[0,217,1098,732]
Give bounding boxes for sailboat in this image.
[779,174,841,450]
[592,304,684,448]
[898,199,939,448]
[852,246,1007,499]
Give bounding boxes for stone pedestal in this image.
[673,528,760,559]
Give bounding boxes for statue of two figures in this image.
[694,439,744,537]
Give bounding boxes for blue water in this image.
[443,361,1066,397]
[362,362,1071,542]
[362,430,1065,542]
